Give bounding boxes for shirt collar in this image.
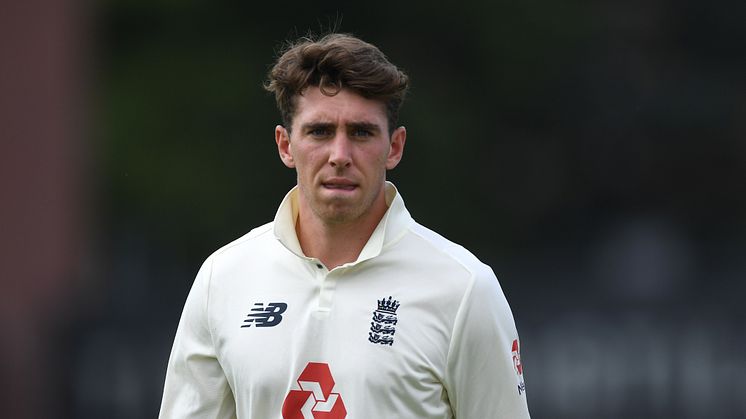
[272,181,412,265]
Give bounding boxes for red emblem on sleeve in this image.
[511,339,527,395]
[511,339,523,376]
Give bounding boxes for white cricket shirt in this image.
[159,182,530,418]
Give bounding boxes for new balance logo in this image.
[240,302,287,328]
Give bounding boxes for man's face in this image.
[275,87,406,226]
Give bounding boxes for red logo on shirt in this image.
[511,339,523,376]
[282,362,347,419]
[512,339,527,395]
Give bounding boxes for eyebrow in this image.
[301,122,335,132]
[300,121,383,133]
[348,122,381,133]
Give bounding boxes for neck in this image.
[296,194,388,269]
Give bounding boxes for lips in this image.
[322,179,358,191]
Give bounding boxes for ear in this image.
[385,126,406,170]
[275,125,295,168]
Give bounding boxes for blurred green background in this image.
[1,0,744,418]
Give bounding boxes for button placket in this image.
[309,259,332,313]
[317,272,337,312]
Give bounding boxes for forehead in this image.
[292,87,388,127]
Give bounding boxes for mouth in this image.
[322,179,358,191]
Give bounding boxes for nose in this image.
[328,134,352,168]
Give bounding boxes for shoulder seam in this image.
[204,255,217,349]
[213,223,274,257]
[443,269,477,410]
[405,224,476,278]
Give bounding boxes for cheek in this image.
[293,152,323,178]
[372,148,390,170]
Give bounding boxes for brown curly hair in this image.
[264,33,409,134]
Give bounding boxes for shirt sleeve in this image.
[159,256,237,419]
[444,266,530,419]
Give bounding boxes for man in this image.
[159,33,530,418]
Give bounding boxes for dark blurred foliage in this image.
[60,0,746,418]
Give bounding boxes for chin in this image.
[318,205,363,225]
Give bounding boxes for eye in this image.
[308,127,331,137]
[352,128,373,137]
